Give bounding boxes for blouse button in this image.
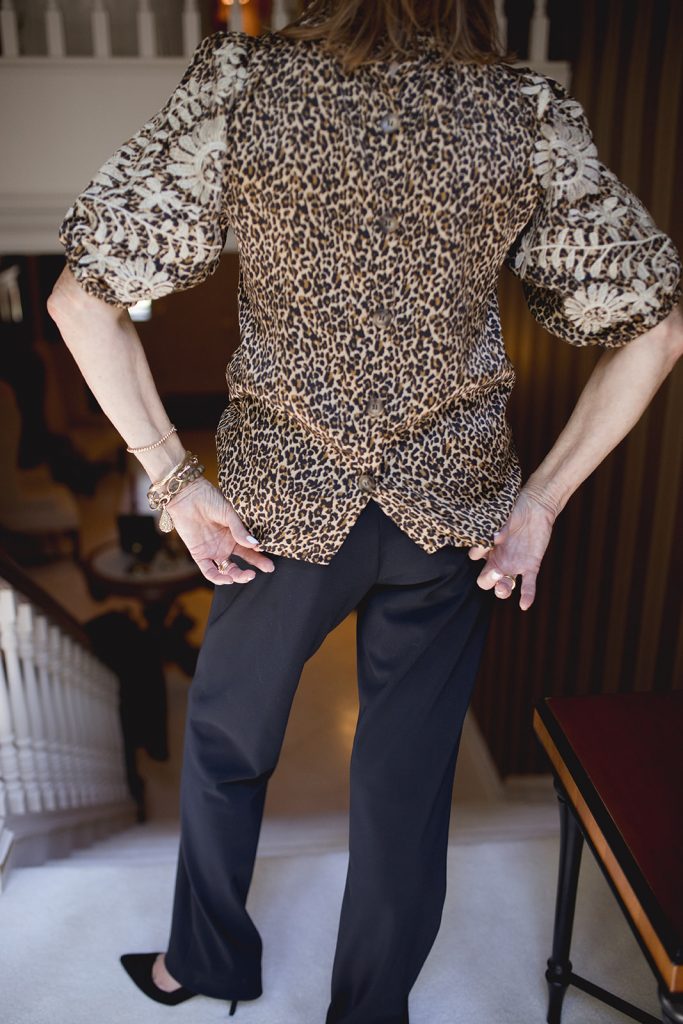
[380,112,401,133]
[371,306,392,327]
[358,472,376,493]
[366,397,384,418]
[378,212,400,233]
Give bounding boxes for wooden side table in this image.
[81,539,210,672]
[533,692,683,1024]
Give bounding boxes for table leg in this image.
[660,987,683,1024]
[545,774,584,1024]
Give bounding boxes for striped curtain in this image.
[471,0,683,775]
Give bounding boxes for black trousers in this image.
[164,498,496,1023]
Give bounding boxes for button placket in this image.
[338,54,430,498]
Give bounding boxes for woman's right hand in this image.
[163,476,276,585]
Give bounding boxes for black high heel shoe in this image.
[119,953,239,1014]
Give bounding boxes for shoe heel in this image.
[230,999,238,1015]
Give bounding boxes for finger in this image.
[476,563,511,591]
[468,543,493,560]
[218,501,264,553]
[493,578,515,600]
[233,544,276,573]
[518,573,536,611]
[196,557,255,586]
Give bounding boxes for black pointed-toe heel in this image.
[120,953,197,1006]
[119,952,240,1014]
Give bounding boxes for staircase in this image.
[0,800,662,1024]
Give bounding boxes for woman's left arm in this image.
[470,303,683,610]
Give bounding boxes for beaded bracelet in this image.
[127,424,177,453]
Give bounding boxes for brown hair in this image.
[276,0,518,73]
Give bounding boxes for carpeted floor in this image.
[0,818,661,1024]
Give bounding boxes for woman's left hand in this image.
[468,486,560,611]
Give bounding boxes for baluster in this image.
[48,624,79,806]
[229,0,243,33]
[0,589,41,812]
[34,615,69,807]
[136,0,157,57]
[61,634,89,806]
[0,0,19,57]
[96,659,117,802]
[91,0,111,58]
[494,0,507,51]
[45,0,66,57]
[16,601,55,810]
[78,645,101,804]
[64,633,86,806]
[529,0,550,62]
[182,0,200,56]
[270,0,288,31]
[0,614,24,814]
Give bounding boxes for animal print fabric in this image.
[58,29,682,564]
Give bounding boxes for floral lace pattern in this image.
[506,70,682,345]
[57,31,251,308]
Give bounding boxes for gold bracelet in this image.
[126,424,177,453]
[150,452,191,492]
[146,451,205,532]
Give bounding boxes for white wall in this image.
[0,58,239,254]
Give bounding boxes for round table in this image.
[81,538,211,671]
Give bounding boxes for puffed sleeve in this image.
[57,30,253,309]
[504,69,682,347]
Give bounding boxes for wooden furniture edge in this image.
[532,706,682,993]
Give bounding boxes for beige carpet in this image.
[0,817,661,1024]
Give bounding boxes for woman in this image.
[48,0,682,1021]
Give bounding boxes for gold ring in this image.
[215,558,231,574]
[501,573,517,590]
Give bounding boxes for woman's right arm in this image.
[47,265,275,585]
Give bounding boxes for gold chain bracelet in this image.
[146,450,205,533]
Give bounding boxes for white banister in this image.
[0,622,24,815]
[136,0,157,58]
[62,633,88,806]
[0,570,136,887]
[0,588,41,813]
[0,0,19,57]
[271,0,289,31]
[15,602,55,811]
[47,623,79,806]
[91,0,111,59]
[45,0,66,58]
[228,0,244,33]
[529,0,551,62]
[182,0,201,56]
[33,614,69,808]
[54,622,83,806]
[494,0,508,50]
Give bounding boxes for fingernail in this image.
[490,570,502,580]
[246,535,260,545]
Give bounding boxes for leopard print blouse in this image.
[58,28,682,564]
